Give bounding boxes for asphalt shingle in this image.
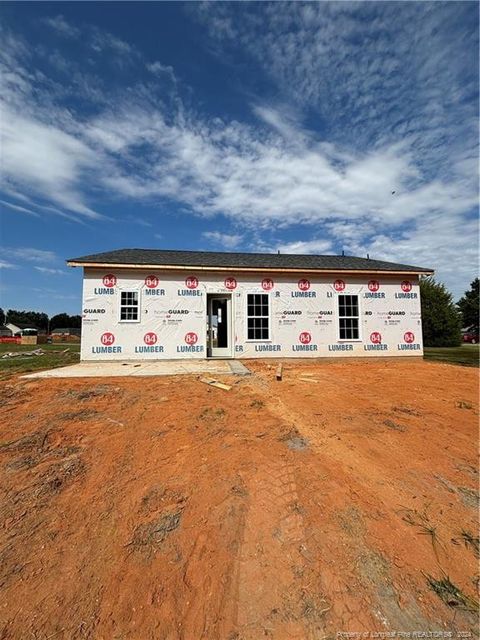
[67,248,434,273]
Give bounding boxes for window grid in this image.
[120,291,139,322]
[338,294,359,340]
[247,293,270,340]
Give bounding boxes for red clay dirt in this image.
[0,359,478,639]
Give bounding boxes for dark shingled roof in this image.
[67,248,434,273]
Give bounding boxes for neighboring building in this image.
[0,325,12,337]
[67,248,434,361]
[5,322,43,336]
[51,327,81,342]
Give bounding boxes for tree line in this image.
[420,277,478,347]
[0,309,81,331]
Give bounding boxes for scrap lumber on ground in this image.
[199,377,232,391]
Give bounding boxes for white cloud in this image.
[43,15,133,60]
[147,61,176,82]
[0,260,16,269]
[85,103,476,231]
[0,199,40,217]
[43,15,80,39]
[276,239,333,255]
[2,247,57,263]
[123,215,152,228]
[194,3,478,181]
[252,104,307,146]
[202,231,243,249]
[34,266,65,275]
[90,28,132,56]
[1,105,102,219]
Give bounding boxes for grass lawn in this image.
[0,342,81,378]
[1,342,477,378]
[424,344,479,367]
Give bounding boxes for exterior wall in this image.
[80,268,423,360]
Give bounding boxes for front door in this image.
[207,295,232,358]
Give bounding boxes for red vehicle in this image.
[462,327,479,344]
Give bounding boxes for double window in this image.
[338,294,359,340]
[247,293,269,340]
[120,291,139,321]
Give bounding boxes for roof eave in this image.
[66,260,434,276]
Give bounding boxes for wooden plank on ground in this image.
[276,363,283,381]
[299,377,319,383]
[199,377,232,391]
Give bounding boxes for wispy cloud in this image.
[2,247,57,263]
[43,14,133,58]
[276,239,333,255]
[1,104,103,219]
[43,15,80,39]
[34,266,65,275]
[123,215,153,228]
[0,260,17,269]
[194,3,478,176]
[147,61,176,83]
[90,27,133,56]
[0,199,40,217]
[202,231,243,249]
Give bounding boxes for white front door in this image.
[207,295,232,358]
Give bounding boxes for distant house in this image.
[0,325,13,337]
[5,322,44,336]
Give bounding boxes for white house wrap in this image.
[67,249,434,361]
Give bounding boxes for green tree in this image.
[50,313,82,330]
[457,278,479,329]
[6,309,49,330]
[0,308,5,325]
[420,277,462,347]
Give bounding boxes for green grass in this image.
[1,342,477,376]
[0,342,81,378]
[424,345,479,367]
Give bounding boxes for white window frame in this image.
[245,292,271,342]
[119,289,141,323]
[337,293,362,342]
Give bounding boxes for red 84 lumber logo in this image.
[298,278,310,291]
[101,332,115,345]
[185,276,199,289]
[224,277,237,290]
[144,332,157,345]
[299,331,311,344]
[262,278,274,291]
[102,274,117,287]
[145,275,159,288]
[185,332,198,345]
[404,331,415,343]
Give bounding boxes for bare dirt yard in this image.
[0,359,478,639]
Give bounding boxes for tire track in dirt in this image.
[249,368,477,633]
[226,455,329,640]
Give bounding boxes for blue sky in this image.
[0,1,478,314]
